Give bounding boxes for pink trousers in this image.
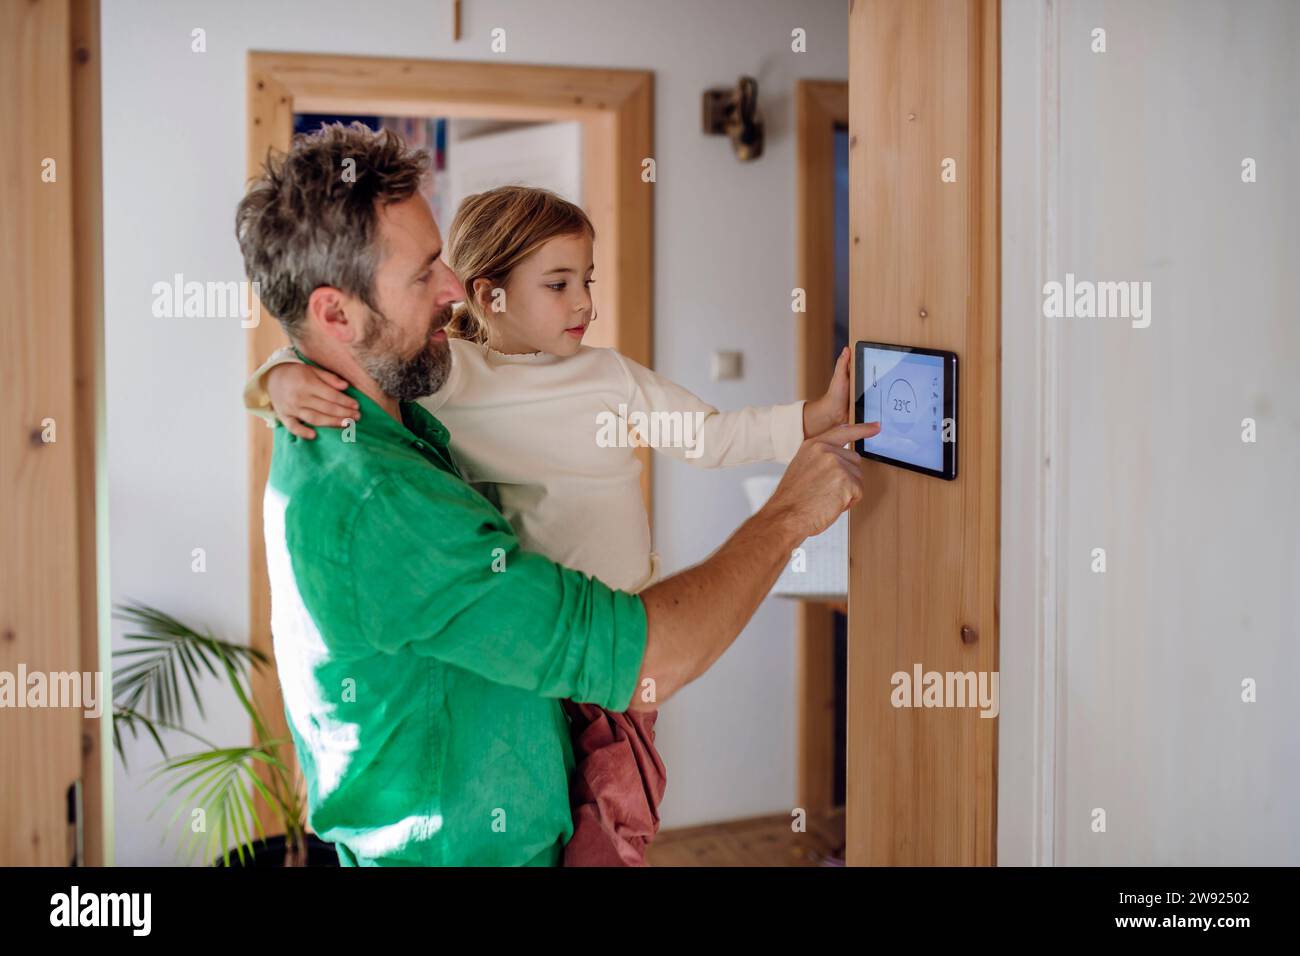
[560,700,667,867]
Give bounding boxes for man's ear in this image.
[305,286,359,344]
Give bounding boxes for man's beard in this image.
[355,302,454,402]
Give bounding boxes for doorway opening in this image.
[245,53,654,835]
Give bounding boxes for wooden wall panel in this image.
[845,0,1000,866]
[70,0,106,869]
[794,80,848,815]
[1,0,103,866]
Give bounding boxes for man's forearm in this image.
[632,505,804,710]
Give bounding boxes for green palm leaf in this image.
[111,601,267,762]
[112,602,307,865]
[150,745,282,867]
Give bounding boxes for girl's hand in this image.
[265,363,359,440]
[803,345,853,438]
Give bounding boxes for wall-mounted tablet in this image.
[854,341,958,480]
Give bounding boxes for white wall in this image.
[102,0,847,863]
[1000,0,1300,865]
[445,121,584,213]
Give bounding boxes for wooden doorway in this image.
[245,52,654,833]
[794,79,849,824]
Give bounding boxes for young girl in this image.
[244,185,852,866]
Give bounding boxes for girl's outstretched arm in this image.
[612,348,847,467]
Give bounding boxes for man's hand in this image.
[266,363,360,439]
[764,419,881,541]
[633,417,881,711]
[802,346,853,438]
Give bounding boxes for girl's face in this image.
[477,231,596,357]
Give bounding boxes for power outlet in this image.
[711,350,743,381]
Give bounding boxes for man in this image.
[235,123,878,866]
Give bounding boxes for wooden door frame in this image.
[998,0,1060,867]
[794,79,849,817]
[846,0,1000,866]
[1,0,106,866]
[245,52,654,833]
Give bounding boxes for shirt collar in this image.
[291,346,452,450]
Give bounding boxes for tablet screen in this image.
[856,342,957,479]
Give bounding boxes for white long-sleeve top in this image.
[246,338,806,594]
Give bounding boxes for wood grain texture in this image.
[0,0,93,865]
[794,80,849,816]
[70,0,105,868]
[246,61,299,841]
[646,807,845,867]
[245,53,655,836]
[846,0,1000,866]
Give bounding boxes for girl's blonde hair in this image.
[444,185,596,346]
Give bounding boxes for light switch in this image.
[711,350,743,381]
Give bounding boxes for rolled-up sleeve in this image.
[243,346,301,427]
[347,471,647,711]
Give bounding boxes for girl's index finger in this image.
[313,367,353,392]
[311,387,360,417]
[309,379,356,406]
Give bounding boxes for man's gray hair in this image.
[235,122,430,338]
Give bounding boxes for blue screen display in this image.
[859,348,946,472]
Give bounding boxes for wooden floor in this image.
[645,806,845,867]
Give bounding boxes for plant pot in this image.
[213,833,340,867]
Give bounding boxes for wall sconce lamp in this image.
[702,75,764,161]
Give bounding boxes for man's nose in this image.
[438,263,466,302]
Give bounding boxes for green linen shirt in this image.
[260,356,648,866]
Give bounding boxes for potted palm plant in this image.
[111,601,336,866]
